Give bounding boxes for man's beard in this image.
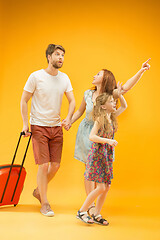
[52,61,63,69]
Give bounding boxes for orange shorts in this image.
[31,125,63,165]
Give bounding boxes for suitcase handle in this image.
[21,131,31,136]
[0,132,32,203]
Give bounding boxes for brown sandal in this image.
[92,214,109,226]
[87,204,95,217]
[76,210,94,224]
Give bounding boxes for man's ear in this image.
[48,54,51,62]
[101,105,106,110]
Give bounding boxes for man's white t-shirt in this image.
[24,69,73,127]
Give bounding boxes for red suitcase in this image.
[0,132,32,207]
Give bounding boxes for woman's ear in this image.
[101,105,106,110]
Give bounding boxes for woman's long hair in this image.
[92,93,118,132]
[93,69,117,94]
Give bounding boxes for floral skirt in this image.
[84,142,113,185]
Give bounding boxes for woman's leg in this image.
[95,184,110,215]
[84,179,96,195]
[80,182,106,212]
[90,184,110,225]
[84,179,96,215]
[84,162,96,196]
[84,160,97,214]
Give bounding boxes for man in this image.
[21,44,75,217]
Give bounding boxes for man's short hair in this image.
[46,44,65,63]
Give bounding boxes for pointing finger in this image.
[144,58,151,64]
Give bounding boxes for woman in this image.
[62,59,150,216]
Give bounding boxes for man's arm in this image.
[62,91,76,130]
[20,90,33,137]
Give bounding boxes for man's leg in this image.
[33,162,60,203]
[47,126,63,184]
[33,162,60,202]
[31,125,54,216]
[37,163,49,205]
[47,162,60,183]
[37,163,54,217]
[33,126,63,208]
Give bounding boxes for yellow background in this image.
[0,0,159,239]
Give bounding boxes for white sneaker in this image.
[40,203,54,217]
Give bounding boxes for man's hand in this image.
[22,125,31,137]
[61,118,72,131]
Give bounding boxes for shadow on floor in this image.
[0,203,77,214]
[0,204,40,213]
[0,203,158,218]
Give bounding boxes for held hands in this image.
[141,58,151,72]
[61,117,72,131]
[107,139,118,147]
